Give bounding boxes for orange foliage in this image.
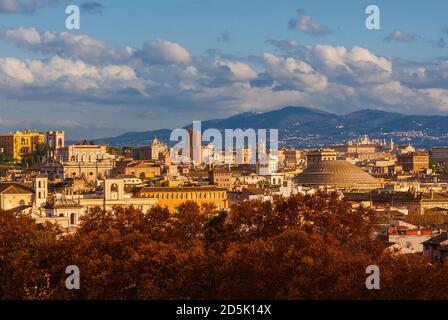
[1,193,448,300]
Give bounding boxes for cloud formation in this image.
[80,1,104,14]
[138,39,192,65]
[306,45,392,85]
[288,9,330,36]
[0,27,134,64]
[0,26,40,47]
[1,26,448,137]
[266,39,300,52]
[385,30,418,42]
[262,52,327,92]
[0,0,62,14]
[0,56,143,101]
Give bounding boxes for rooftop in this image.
[136,186,227,193]
[295,160,381,190]
[0,182,34,194]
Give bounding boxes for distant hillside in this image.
[94,129,172,148]
[94,106,448,148]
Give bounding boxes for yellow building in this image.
[0,129,45,161]
[135,187,228,212]
[113,160,161,179]
[0,182,34,211]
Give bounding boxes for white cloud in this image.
[262,52,327,92]
[0,27,133,64]
[2,28,448,135]
[347,46,392,73]
[395,60,448,89]
[307,45,392,84]
[139,39,191,65]
[213,58,257,82]
[0,27,40,48]
[0,57,34,84]
[42,31,109,60]
[0,56,142,95]
[420,88,448,111]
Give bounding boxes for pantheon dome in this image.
[295,160,381,191]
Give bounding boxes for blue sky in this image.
[0,0,448,139]
[2,1,446,60]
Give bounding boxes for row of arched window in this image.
[70,154,99,162]
[143,191,225,200]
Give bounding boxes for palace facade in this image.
[134,186,228,212]
[0,129,45,161]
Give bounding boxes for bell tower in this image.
[32,175,48,207]
[46,131,65,159]
[104,179,124,201]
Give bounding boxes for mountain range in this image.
[93,106,448,148]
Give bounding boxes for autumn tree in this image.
[2,193,448,300]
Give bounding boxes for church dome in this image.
[295,160,381,190]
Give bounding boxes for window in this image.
[70,213,76,225]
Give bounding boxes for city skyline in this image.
[1,1,448,139]
[3,1,448,305]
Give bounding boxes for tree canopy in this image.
[1,192,448,300]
